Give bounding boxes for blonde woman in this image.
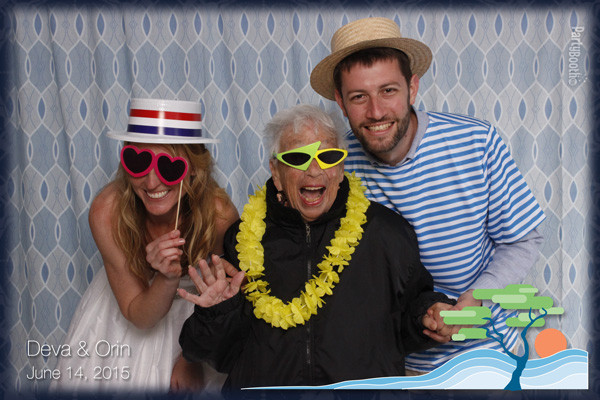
[51,99,238,393]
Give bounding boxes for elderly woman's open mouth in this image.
[300,185,326,204]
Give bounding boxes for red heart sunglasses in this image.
[120,145,189,186]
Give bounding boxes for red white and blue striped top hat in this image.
[107,98,218,144]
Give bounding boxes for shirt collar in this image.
[405,108,429,162]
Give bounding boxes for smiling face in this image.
[126,143,187,222]
[335,57,420,166]
[270,125,345,223]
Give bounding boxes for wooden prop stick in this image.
[174,180,183,231]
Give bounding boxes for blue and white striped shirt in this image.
[344,110,545,371]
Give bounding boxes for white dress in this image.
[49,267,224,394]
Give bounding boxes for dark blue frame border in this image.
[0,0,597,399]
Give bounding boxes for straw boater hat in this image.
[107,98,218,144]
[310,17,432,101]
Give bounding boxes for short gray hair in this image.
[264,104,345,157]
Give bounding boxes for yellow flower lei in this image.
[235,172,370,330]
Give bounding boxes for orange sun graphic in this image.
[534,328,568,358]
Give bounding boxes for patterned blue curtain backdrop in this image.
[3,0,594,392]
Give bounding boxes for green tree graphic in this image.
[440,284,564,390]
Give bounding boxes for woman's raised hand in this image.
[178,254,245,308]
[145,230,186,280]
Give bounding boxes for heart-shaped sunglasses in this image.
[274,141,347,171]
[120,145,189,186]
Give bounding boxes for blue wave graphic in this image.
[247,349,588,390]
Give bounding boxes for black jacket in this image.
[179,176,453,388]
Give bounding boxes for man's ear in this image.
[334,90,348,118]
[409,74,420,106]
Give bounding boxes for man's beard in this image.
[350,110,411,161]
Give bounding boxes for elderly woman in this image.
[178,104,454,389]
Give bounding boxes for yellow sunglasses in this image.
[274,141,348,171]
